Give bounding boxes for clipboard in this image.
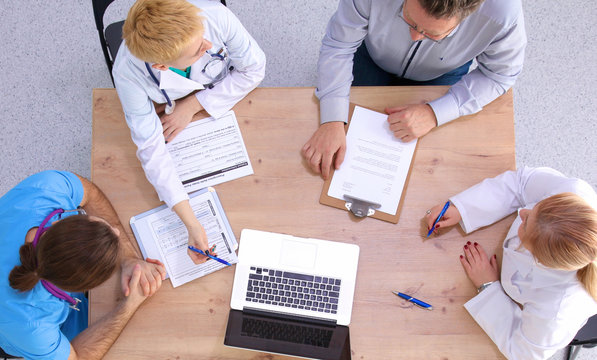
[130,187,238,287]
[319,104,419,224]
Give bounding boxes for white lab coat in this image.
[449,167,597,359]
[112,0,266,208]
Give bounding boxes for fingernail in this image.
[165,140,168,144]
[459,255,463,259]
[474,242,478,246]
[435,224,440,229]
[464,245,468,249]
[494,254,497,259]
[467,241,471,245]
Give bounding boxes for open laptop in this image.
[224,229,360,360]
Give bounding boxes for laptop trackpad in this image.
[280,240,317,269]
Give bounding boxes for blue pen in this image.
[427,200,450,237]
[188,245,231,266]
[392,291,433,310]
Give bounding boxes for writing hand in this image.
[425,203,461,236]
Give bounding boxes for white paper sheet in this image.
[130,189,238,288]
[167,110,253,193]
[328,106,417,216]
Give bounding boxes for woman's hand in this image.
[460,241,499,288]
[424,202,462,236]
[160,95,203,143]
[186,224,218,264]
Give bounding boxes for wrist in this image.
[476,281,496,293]
[425,104,438,127]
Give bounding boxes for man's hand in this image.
[160,95,203,143]
[186,224,217,264]
[301,122,346,180]
[425,202,462,236]
[386,104,437,142]
[121,257,166,297]
[460,242,500,288]
[121,264,150,311]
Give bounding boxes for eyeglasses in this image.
[397,1,457,44]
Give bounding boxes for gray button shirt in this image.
[315,0,526,126]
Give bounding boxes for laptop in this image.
[224,229,360,360]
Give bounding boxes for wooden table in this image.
[90,87,515,359]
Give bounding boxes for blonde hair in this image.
[123,0,204,64]
[526,193,597,301]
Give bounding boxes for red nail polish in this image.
[474,242,478,246]
[494,254,497,259]
[467,241,471,245]
[464,245,468,250]
[460,255,463,259]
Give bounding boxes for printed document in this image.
[328,106,417,215]
[167,110,253,193]
[130,188,238,288]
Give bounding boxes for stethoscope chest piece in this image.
[165,101,176,115]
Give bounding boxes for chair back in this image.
[571,314,597,346]
[91,0,119,84]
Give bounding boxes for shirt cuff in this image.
[463,280,501,315]
[448,195,473,234]
[428,92,461,126]
[195,91,226,120]
[159,184,190,209]
[319,96,350,124]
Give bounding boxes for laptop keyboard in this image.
[241,316,333,347]
[246,267,341,315]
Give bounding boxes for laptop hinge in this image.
[242,306,338,327]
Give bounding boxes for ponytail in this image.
[9,243,41,292]
[577,262,597,302]
[8,215,120,293]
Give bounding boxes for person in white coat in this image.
[425,167,597,359]
[113,0,266,263]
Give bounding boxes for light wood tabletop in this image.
[90,87,515,359]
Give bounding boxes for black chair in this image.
[0,346,18,360]
[567,314,597,360]
[92,0,227,86]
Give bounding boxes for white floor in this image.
[0,1,595,359]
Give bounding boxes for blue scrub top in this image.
[0,171,85,359]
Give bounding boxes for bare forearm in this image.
[75,174,139,259]
[172,200,201,230]
[70,302,137,359]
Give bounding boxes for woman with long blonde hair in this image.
[426,167,597,359]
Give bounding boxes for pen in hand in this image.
[427,201,450,237]
[188,245,231,266]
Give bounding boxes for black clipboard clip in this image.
[343,195,381,218]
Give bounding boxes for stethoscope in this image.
[145,47,233,115]
[31,208,87,310]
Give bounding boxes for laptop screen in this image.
[224,309,351,360]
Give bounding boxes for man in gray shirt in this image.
[302,0,526,179]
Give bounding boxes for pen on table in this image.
[392,291,433,310]
[188,245,231,266]
[427,200,450,237]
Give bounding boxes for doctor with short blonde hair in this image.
[425,167,597,359]
[113,0,266,263]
